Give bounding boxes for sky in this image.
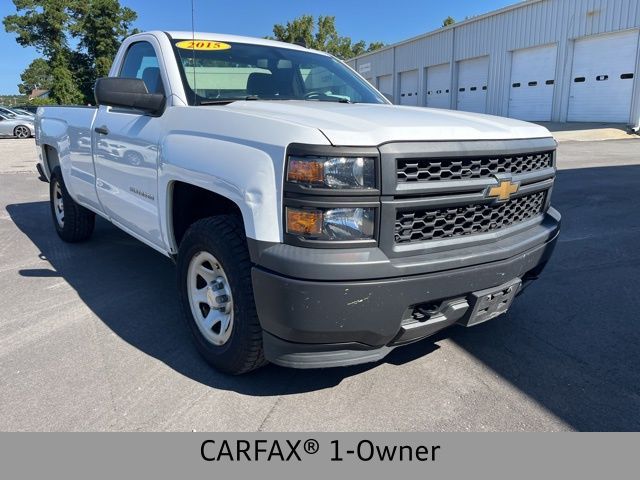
[0,0,517,94]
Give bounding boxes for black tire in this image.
[49,168,95,242]
[177,215,267,375]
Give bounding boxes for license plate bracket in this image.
[460,278,522,327]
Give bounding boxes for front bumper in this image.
[252,209,560,368]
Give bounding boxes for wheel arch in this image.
[158,135,285,255]
[167,181,247,252]
[41,144,60,178]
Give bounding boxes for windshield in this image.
[172,39,386,105]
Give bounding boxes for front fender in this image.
[159,133,281,247]
[156,106,331,252]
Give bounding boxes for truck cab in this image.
[36,31,560,374]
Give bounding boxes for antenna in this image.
[191,0,197,104]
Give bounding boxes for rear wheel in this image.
[13,125,31,139]
[177,215,267,375]
[49,169,95,242]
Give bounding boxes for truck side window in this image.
[119,41,165,95]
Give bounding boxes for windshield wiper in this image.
[199,96,353,105]
[199,95,260,106]
[311,97,353,104]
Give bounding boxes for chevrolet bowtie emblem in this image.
[486,180,520,201]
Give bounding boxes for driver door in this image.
[92,39,166,248]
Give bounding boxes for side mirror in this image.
[94,77,165,115]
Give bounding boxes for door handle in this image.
[94,125,109,135]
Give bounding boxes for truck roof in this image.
[161,31,329,56]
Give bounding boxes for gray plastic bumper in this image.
[252,215,560,368]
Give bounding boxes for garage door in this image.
[509,45,557,121]
[568,30,639,122]
[399,70,419,106]
[457,56,489,113]
[426,63,451,109]
[377,74,393,103]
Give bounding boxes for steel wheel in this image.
[53,180,65,228]
[187,251,234,346]
[14,126,30,139]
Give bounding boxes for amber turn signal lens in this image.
[286,208,323,235]
[287,158,324,184]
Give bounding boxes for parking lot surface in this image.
[1,137,639,431]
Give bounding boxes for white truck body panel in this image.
[225,100,552,145]
[36,30,553,258]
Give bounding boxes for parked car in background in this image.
[15,105,39,114]
[0,106,34,120]
[0,113,34,138]
[11,108,35,118]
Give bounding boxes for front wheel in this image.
[49,169,95,242]
[177,215,267,375]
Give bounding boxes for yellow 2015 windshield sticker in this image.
[175,40,231,51]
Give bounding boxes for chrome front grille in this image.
[396,151,553,182]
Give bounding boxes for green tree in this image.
[0,94,28,106]
[51,63,86,104]
[4,0,84,103]
[28,97,56,106]
[270,15,384,60]
[4,0,73,61]
[367,41,386,52]
[67,49,95,101]
[442,16,456,27]
[18,58,53,94]
[71,0,138,88]
[4,0,138,104]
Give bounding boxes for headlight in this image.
[287,156,376,190]
[286,207,375,241]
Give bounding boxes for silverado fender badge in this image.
[129,186,155,201]
[486,179,520,202]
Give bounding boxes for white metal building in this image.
[347,0,640,129]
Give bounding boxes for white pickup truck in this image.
[35,31,561,374]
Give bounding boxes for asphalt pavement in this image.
[0,137,639,431]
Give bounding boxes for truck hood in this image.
[224,100,553,145]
